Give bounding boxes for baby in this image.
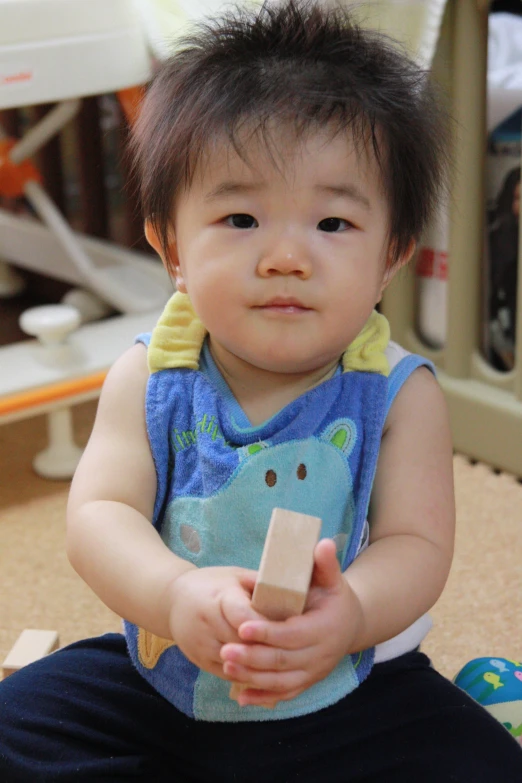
[1,2,522,781]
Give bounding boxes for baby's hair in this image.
[131,0,451,267]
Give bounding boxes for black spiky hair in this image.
[131,0,451,267]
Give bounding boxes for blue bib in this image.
[124,293,432,722]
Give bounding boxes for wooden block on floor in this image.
[252,507,322,621]
[2,629,59,679]
[230,508,321,703]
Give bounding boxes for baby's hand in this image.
[167,566,260,679]
[220,539,363,706]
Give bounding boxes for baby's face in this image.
[169,128,394,376]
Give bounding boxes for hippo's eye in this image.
[297,463,307,480]
[265,469,277,487]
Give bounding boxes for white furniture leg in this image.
[33,406,83,480]
[18,303,84,479]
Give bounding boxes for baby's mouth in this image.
[257,297,312,313]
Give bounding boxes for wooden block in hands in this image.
[230,508,322,703]
[2,629,59,679]
[251,508,322,620]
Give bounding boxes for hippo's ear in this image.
[320,419,357,457]
[237,441,270,462]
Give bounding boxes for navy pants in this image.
[1,633,521,782]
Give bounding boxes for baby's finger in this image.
[237,612,316,649]
[222,663,306,694]
[221,585,264,631]
[193,639,233,673]
[203,655,232,680]
[237,569,258,594]
[220,641,311,672]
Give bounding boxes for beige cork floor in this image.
[1,400,521,680]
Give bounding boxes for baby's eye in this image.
[317,217,351,232]
[225,214,259,229]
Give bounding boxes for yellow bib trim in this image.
[148,291,390,376]
[148,292,206,373]
[341,309,390,376]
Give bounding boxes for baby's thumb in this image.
[311,538,342,591]
[221,575,262,630]
[238,570,257,596]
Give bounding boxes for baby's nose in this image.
[257,241,312,278]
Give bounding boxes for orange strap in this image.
[0,371,107,417]
[117,86,146,127]
[0,138,42,198]
[0,85,146,200]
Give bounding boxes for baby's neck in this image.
[209,343,339,426]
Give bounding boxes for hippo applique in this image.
[138,420,358,675]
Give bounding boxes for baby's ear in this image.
[379,239,416,298]
[144,220,186,292]
[144,219,163,257]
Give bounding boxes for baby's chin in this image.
[235,348,341,379]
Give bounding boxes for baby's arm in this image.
[344,366,455,647]
[67,344,259,678]
[221,367,455,703]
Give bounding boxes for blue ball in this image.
[454,657,522,744]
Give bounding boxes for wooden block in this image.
[230,508,322,703]
[252,508,322,620]
[2,630,59,679]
